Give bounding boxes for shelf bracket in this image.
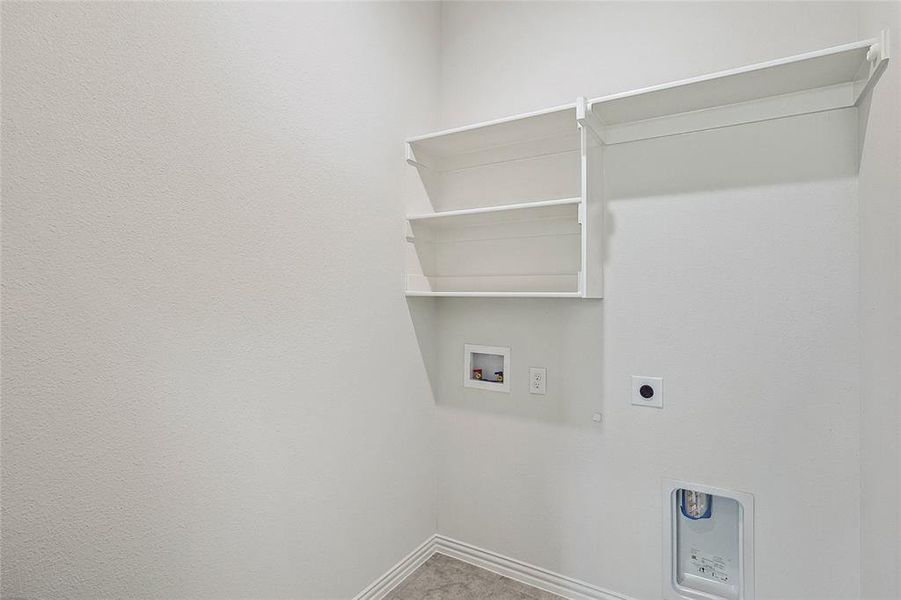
[404,220,416,243]
[576,97,607,145]
[405,142,432,170]
[854,29,891,106]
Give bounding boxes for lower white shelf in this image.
[406,290,583,298]
[405,274,582,298]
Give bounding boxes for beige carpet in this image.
[386,553,565,600]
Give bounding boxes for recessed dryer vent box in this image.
[463,344,510,393]
[663,480,754,600]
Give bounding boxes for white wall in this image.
[858,3,901,600]
[430,3,870,599]
[0,3,440,599]
[4,4,898,600]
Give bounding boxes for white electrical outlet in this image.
[631,375,663,408]
[529,367,546,395]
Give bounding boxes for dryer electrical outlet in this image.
[632,375,663,408]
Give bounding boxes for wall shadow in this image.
[406,296,442,403]
[605,108,859,201]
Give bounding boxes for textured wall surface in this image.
[3,3,900,600]
[429,3,868,599]
[1,3,439,598]
[858,3,901,599]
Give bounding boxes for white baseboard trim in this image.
[433,535,637,600]
[354,534,639,600]
[352,536,436,600]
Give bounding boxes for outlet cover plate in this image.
[529,367,546,395]
[632,375,663,408]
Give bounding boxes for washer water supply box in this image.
[663,480,755,600]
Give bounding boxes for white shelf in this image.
[407,197,581,229]
[404,196,587,298]
[407,103,576,156]
[405,104,580,171]
[403,33,890,300]
[406,34,889,157]
[405,274,583,298]
[405,291,583,298]
[586,33,890,144]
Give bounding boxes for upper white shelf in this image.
[405,32,890,154]
[586,32,890,144]
[407,104,577,157]
[405,104,580,171]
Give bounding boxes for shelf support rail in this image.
[575,97,607,145]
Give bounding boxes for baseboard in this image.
[354,534,638,600]
[352,536,436,600]
[433,535,638,600]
